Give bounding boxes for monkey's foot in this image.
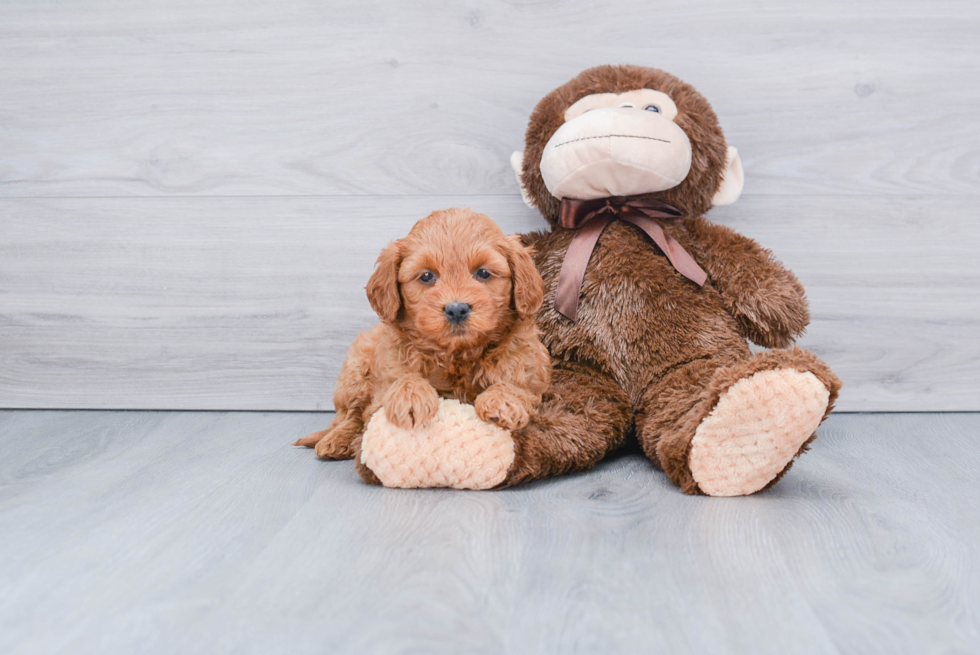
[689,369,830,497]
[359,399,515,490]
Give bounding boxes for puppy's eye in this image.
[644,105,661,113]
[474,268,492,280]
[419,271,437,284]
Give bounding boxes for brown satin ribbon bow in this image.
[554,197,708,321]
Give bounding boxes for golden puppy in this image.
[295,208,550,461]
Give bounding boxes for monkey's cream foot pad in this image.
[689,369,830,497]
[360,399,515,490]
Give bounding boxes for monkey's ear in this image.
[366,240,403,324]
[712,146,744,206]
[510,151,537,208]
[504,234,543,320]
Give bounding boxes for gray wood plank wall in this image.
[1,0,978,411]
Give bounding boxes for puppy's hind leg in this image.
[294,430,328,448]
[293,325,380,458]
[294,410,363,458]
[317,417,363,459]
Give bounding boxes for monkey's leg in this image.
[498,361,633,488]
[638,348,841,496]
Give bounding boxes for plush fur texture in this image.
[295,208,551,477]
[498,64,842,494]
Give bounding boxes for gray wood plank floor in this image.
[1,411,978,654]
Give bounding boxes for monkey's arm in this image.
[687,217,809,348]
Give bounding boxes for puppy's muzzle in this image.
[444,302,471,325]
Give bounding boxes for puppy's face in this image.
[367,208,543,350]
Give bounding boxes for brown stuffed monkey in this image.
[343,64,842,496]
[505,64,842,495]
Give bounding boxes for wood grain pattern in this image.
[1,1,978,198]
[2,195,977,412]
[1,410,978,654]
[1,0,978,411]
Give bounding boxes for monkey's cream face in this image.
[539,89,693,201]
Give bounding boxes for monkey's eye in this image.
[474,268,492,280]
[419,271,437,284]
[645,105,661,113]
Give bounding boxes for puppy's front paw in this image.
[475,388,531,431]
[383,377,440,429]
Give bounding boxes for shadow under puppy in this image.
[296,207,550,487]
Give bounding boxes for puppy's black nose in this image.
[444,302,471,324]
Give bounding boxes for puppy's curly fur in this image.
[295,208,551,461]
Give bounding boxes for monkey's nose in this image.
[444,302,471,325]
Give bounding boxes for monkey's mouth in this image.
[554,134,672,148]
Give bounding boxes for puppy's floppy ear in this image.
[503,234,543,320]
[366,240,403,323]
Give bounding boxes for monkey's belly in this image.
[550,229,748,400]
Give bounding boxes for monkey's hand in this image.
[688,217,809,348]
[724,277,810,349]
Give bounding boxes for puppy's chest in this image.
[426,368,482,403]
